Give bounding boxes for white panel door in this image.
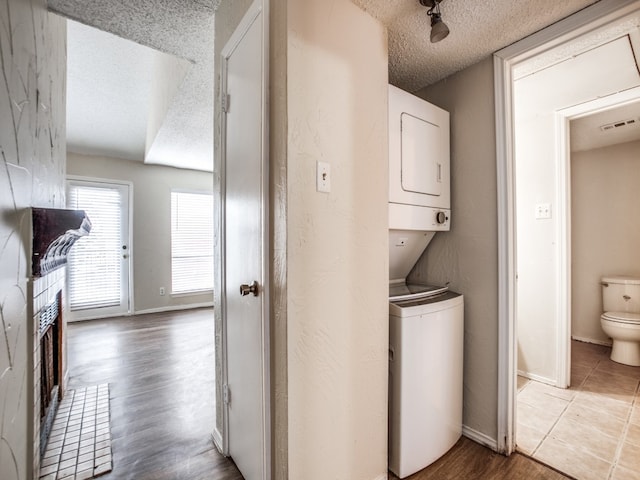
[66,179,131,320]
[222,2,269,479]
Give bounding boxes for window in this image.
[171,191,214,294]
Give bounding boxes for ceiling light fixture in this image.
[419,0,450,43]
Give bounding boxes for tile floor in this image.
[517,340,640,480]
[39,384,113,480]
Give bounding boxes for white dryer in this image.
[388,84,450,232]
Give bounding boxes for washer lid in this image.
[602,275,640,285]
[603,311,640,324]
[389,283,448,302]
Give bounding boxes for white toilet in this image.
[601,275,640,366]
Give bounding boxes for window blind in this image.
[67,185,123,310]
[171,192,214,294]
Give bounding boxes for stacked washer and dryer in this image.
[387,85,464,479]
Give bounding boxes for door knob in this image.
[240,281,259,297]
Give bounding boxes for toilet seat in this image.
[602,312,640,325]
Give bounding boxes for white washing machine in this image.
[388,288,464,479]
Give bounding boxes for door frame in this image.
[66,175,134,320]
[219,0,271,475]
[494,0,640,455]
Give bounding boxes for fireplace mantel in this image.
[31,208,91,277]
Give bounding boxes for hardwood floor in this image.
[389,436,572,480]
[67,308,570,479]
[66,308,242,480]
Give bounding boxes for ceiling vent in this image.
[599,118,638,132]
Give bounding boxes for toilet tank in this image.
[602,276,640,313]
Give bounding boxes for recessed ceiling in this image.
[49,0,216,172]
[352,0,601,92]
[571,101,640,152]
[66,20,190,163]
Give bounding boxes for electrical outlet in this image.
[159,287,165,296]
[535,203,551,219]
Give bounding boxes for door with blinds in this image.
[66,179,131,321]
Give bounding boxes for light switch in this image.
[535,203,551,219]
[317,161,331,193]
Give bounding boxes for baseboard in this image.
[212,428,225,455]
[571,335,612,347]
[134,302,214,315]
[372,474,388,480]
[516,370,556,387]
[462,425,498,452]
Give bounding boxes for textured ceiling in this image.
[66,20,189,162]
[48,0,217,171]
[352,0,602,92]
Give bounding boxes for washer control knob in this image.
[436,211,447,224]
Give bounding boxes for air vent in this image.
[600,118,637,132]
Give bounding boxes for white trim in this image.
[133,302,214,315]
[572,336,612,347]
[462,425,498,451]
[555,112,571,390]
[260,2,272,479]
[494,52,516,456]
[67,303,213,321]
[212,430,225,455]
[494,0,640,457]
[516,370,556,387]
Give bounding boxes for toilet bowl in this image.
[601,276,640,367]
[601,312,640,366]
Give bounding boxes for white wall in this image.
[67,153,214,313]
[411,57,500,444]
[571,140,640,344]
[0,2,66,479]
[514,37,640,383]
[286,0,389,478]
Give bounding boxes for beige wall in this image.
[571,140,640,344]
[411,57,500,443]
[286,0,389,478]
[0,2,66,479]
[67,153,214,313]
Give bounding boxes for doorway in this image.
[66,178,132,321]
[494,0,640,458]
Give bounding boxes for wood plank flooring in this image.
[390,436,573,480]
[66,308,242,480]
[67,308,571,479]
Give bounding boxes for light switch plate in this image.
[317,161,331,193]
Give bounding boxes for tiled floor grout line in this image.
[523,358,597,458]
[606,377,640,480]
[40,384,113,480]
[519,345,640,479]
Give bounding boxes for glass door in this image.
[66,179,131,320]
